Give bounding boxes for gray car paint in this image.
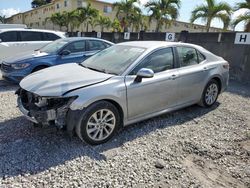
[19,41,229,127]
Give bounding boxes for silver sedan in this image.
[17,41,229,145]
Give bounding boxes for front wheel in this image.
[76,101,121,145]
[200,79,219,107]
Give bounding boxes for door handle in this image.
[203,67,208,71]
[171,74,178,80]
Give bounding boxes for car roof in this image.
[59,37,114,44]
[117,41,204,50]
[0,28,64,34]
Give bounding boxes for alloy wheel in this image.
[205,83,218,105]
[86,109,116,141]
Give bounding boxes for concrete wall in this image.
[185,32,250,83]
[80,31,250,83]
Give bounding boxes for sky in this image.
[0,0,248,31]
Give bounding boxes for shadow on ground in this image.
[0,103,220,178]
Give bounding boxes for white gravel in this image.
[0,77,249,187]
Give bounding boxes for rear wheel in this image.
[76,101,121,145]
[200,79,219,107]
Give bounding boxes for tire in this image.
[32,66,48,73]
[199,79,219,107]
[76,101,121,145]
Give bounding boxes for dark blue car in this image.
[1,37,113,83]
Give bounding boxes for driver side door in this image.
[125,48,180,120]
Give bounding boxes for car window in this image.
[64,41,86,53]
[20,31,43,41]
[197,51,206,62]
[88,40,107,51]
[0,31,18,42]
[43,32,60,41]
[177,47,199,67]
[130,48,174,75]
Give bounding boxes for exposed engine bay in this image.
[16,88,76,128]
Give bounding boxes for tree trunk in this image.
[206,18,211,32]
[245,21,250,32]
[156,20,160,32]
[101,26,104,32]
[86,23,89,32]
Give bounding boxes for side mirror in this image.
[60,50,71,56]
[135,68,154,82]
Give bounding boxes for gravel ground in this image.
[0,76,249,187]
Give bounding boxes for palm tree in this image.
[0,15,6,23]
[46,13,66,31]
[145,0,181,32]
[77,3,99,32]
[95,16,112,32]
[114,0,141,31]
[232,0,250,32]
[190,0,232,32]
[129,8,143,32]
[112,18,122,32]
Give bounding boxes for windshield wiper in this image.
[79,64,117,75]
[79,64,105,73]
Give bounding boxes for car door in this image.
[86,40,111,57]
[58,40,87,64]
[175,46,208,104]
[0,31,19,61]
[125,48,179,120]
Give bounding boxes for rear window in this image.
[20,31,43,41]
[43,32,60,41]
[0,31,18,42]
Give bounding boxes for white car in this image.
[0,28,66,63]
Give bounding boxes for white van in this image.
[0,28,66,63]
[0,24,27,29]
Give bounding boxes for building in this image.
[6,0,223,33]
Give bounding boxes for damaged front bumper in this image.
[16,89,77,128]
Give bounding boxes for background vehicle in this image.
[17,41,229,145]
[0,28,66,63]
[0,24,27,29]
[1,37,113,83]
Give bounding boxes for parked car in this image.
[1,37,113,83]
[0,28,66,63]
[16,41,229,145]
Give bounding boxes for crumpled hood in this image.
[4,50,49,63]
[20,63,113,96]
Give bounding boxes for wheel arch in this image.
[66,98,125,134]
[31,63,51,73]
[210,76,222,93]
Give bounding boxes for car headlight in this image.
[11,63,30,70]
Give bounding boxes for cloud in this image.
[232,8,249,20]
[0,8,20,18]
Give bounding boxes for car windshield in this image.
[81,45,145,75]
[40,39,68,54]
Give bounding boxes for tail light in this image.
[223,63,229,69]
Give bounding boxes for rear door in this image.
[175,46,208,104]
[58,40,87,64]
[86,40,111,58]
[0,31,19,61]
[19,31,50,52]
